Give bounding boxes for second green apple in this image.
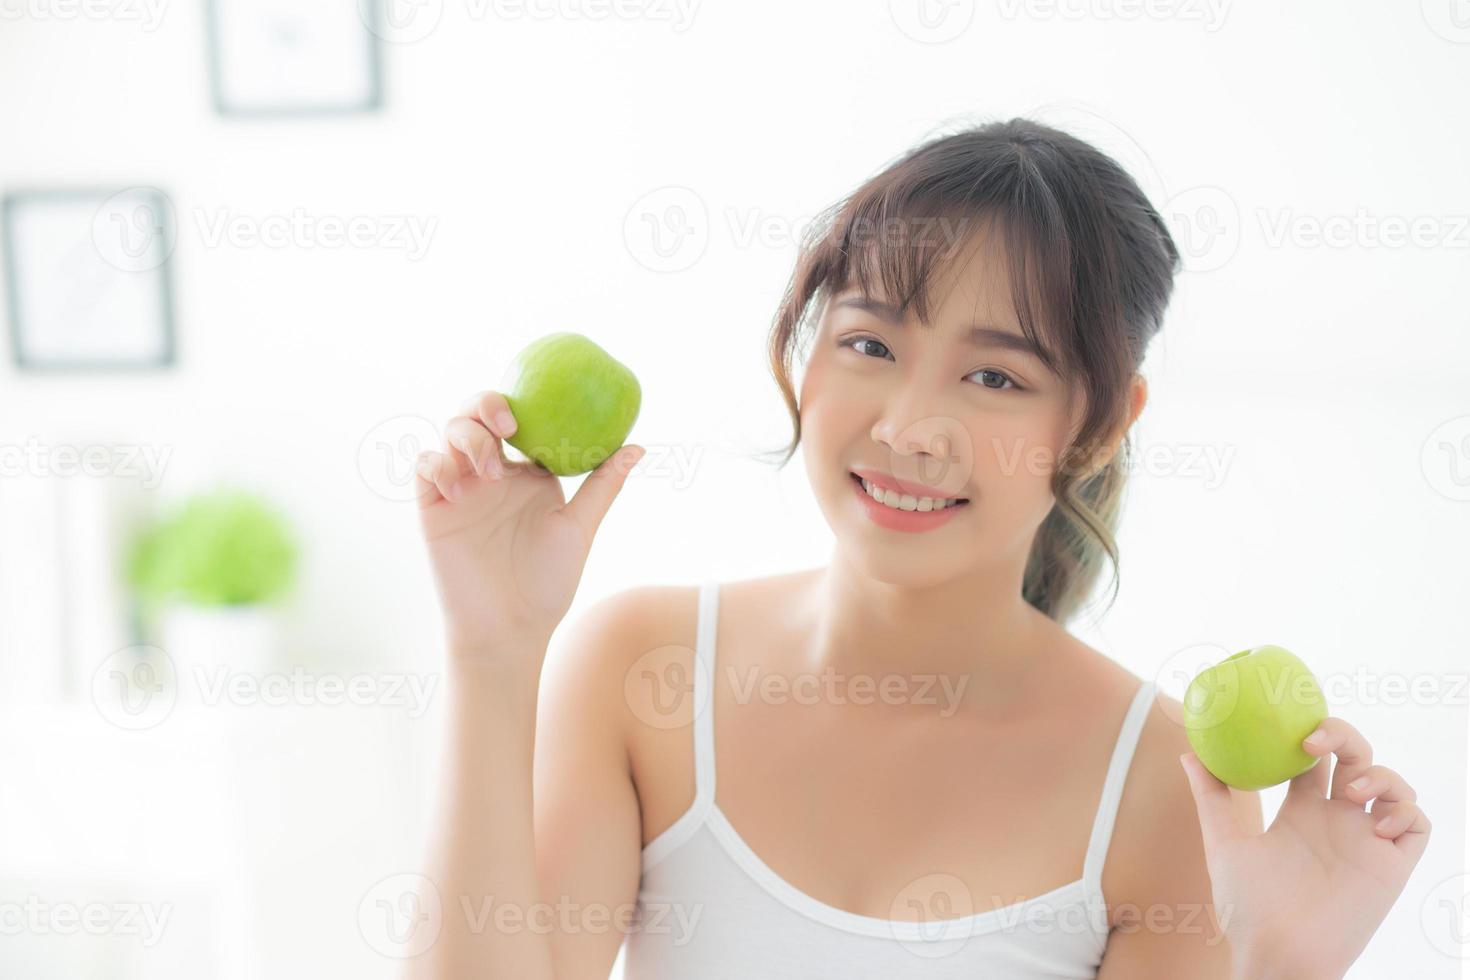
[1183,644,1329,791]
[501,332,641,477]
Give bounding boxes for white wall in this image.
[1,1,1466,977]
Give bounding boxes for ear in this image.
[1083,373,1148,476]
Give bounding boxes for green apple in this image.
[1183,644,1329,791]
[500,332,641,477]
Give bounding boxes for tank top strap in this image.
[690,578,721,810]
[1081,679,1157,896]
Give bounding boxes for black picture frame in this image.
[205,0,384,118]
[2,188,178,372]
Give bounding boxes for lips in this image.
[848,467,969,503]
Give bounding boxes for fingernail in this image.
[1347,776,1369,792]
[1374,816,1392,832]
[1304,729,1327,746]
[496,410,515,434]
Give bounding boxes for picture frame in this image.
[2,188,177,372]
[205,0,384,117]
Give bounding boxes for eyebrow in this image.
[833,295,1053,365]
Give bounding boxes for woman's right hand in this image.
[414,389,644,658]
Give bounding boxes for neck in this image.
[797,550,1049,712]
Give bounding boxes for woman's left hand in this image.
[1179,716,1432,980]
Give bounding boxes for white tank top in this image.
[622,580,1157,979]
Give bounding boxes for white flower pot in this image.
[157,604,283,708]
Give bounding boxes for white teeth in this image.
[860,477,960,512]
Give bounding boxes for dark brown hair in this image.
[762,117,1180,626]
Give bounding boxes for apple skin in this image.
[500,332,641,477]
[1183,645,1329,791]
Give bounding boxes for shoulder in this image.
[1042,629,1264,926]
[544,583,702,694]
[1101,671,1265,928]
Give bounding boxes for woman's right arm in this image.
[406,390,646,979]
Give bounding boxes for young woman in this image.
[409,118,1431,979]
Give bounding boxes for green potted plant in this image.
[126,487,298,685]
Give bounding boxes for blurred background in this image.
[1,1,1467,977]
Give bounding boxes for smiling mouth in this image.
[849,471,970,510]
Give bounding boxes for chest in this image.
[630,642,1125,925]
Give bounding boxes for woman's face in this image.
[799,225,1087,588]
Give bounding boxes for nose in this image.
[869,392,971,493]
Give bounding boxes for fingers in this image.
[562,444,645,543]
[415,449,459,507]
[1178,751,1245,849]
[1342,764,1417,811]
[422,391,536,508]
[446,415,502,479]
[1289,716,1371,802]
[1370,799,1432,855]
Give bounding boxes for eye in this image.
[968,368,1022,391]
[842,336,894,360]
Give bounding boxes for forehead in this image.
[833,216,1024,330]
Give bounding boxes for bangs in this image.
[804,175,1076,381]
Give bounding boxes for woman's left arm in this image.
[1179,715,1433,980]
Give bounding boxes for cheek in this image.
[968,413,1069,492]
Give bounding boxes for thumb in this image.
[1179,751,1244,852]
[563,444,645,543]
